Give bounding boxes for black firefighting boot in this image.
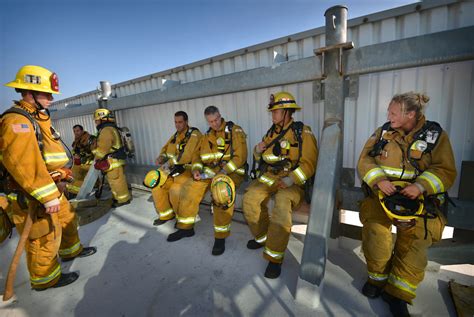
[246,239,264,250]
[264,261,282,279]
[33,272,79,291]
[167,228,195,242]
[382,292,411,317]
[212,238,226,256]
[62,246,97,262]
[362,281,383,299]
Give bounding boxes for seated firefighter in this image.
[1,65,96,291]
[167,106,248,256]
[92,108,131,207]
[243,92,318,279]
[147,111,202,226]
[66,124,94,197]
[357,92,457,317]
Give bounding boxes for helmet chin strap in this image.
[275,109,289,128]
[31,91,50,120]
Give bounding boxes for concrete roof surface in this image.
[1,190,473,317]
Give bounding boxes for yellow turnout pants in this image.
[152,171,192,220]
[359,196,446,303]
[243,180,304,263]
[67,163,91,194]
[176,173,244,238]
[106,166,131,203]
[10,194,83,289]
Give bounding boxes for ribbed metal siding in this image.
[51,1,474,196]
[50,1,474,111]
[345,60,474,195]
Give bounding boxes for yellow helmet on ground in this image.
[143,168,169,188]
[268,92,301,111]
[211,174,236,209]
[378,181,424,228]
[5,65,60,94]
[94,108,115,122]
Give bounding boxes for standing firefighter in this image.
[168,106,248,256]
[1,65,96,291]
[148,111,202,226]
[66,124,94,197]
[357,92,456,316]
[243,92,318,279]
[92,108,131,207]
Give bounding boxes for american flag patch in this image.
[12,123,30,133]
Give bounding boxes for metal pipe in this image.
[299,4,347,286]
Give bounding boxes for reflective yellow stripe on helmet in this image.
[30,263,61,286]
[388,273,417,296]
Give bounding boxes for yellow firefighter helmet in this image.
[94,108,115,122]
[378,181,424,228]
[267,92,301,111]
[5,65,60,94]
[210,174,236,209]
[143,168,169,189]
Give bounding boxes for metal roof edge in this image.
[52,0,459,106]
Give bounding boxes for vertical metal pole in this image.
[298,5,347,293]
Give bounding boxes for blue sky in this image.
[0,0,415,111]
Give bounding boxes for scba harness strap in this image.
[251,121,304,179]
[369,120,443,173]
[171,127,198,163]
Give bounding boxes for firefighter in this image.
[168,106,248,256]
[151,111,202,226]
[66,124,94,197]
[242,92,318,279]
[1,65,96,290]
[92,108,131,207]
[357,92,457,316]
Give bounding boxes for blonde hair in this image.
[391,92,430,119]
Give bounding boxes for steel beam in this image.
[298,5,347,289]
[52,26,474,121]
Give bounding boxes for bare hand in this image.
[44,198,60,214]
[73,154,81,160]
[277,180,287,189]
[376,180,397,196]
[400,184,422,199]
[256,142,267,154]
[193,170,201,181]
[155,156,164,166]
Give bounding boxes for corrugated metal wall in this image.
[52,0,474,196]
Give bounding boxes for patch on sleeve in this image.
[12,123,30,133]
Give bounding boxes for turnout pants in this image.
[67,163,91,194]
[152,171,192,220]
[176,173,244,239]
[106,166,131,203]
[10,194,83,289]
[243,180,304,264]
[359,196,446,303]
